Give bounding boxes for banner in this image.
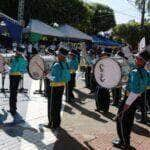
[139,37,146,52]
[3,17,22,43]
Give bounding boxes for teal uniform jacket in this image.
[67,57,79,72]
[50,61,71,83]
[126,68,149,94]
[10,55,28,75]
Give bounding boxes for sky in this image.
[84,0,141,24]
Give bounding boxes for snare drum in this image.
[28,54,56,80]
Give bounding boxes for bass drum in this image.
[28,54,56,80]
[94,58,121,88]
[112,56,130,84]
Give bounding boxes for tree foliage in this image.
[90,3,116,34]
[135,0,150,14]
[0,0,116,34]
[112,21,150,50]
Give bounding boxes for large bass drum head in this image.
[94,58,121,88]
[0,54,5,73]
[28,55,44,80]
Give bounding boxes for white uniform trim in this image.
[125,92,140,106]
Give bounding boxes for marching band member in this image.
[147,69,150,113]
[89,51,98,94]
[45,48,70,130]
[44,47,56,97]
[136,64,150,123]
[9,46,28,117]
[112,87,122,106]
[85,49,93,88]
[112,50,150,149]
[66,50,79,102]
[95,49,110,113]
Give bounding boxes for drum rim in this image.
[28,54,44,80]
[94,57,122,88]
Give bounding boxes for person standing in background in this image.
[66,50,79,102]
[95,49,111,113]
[9,46,28,120]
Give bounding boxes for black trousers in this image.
[85,66,91,88]
[90,73,96,92]
[47,86,64,128]
[112,87,122,105]
[66,73,76,101]
[116,93,144,145]
[44,78,50,97]
[95,86,110,112]
[146,89,150,109]
[9,75,21,115]
[138,91,148,121]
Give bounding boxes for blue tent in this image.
[0,12,22,43]
[58,24,92,41]
[92,35,123,47]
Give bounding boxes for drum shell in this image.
[94,57,131,89]
[0,53,15,73]
[111,57,130,84]
[28,54,56,80]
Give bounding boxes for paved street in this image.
[0,73,149,150]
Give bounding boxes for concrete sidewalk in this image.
[0,74,149,150]
[0,75,57,150]
[59,78,150,150]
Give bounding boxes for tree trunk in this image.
[141,0,146,29]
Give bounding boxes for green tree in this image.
[0,0,116,34]
[90,3,116,34]
[112,22,150,50]
[0,0,18,20]
[128,0,150,27]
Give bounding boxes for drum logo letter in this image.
[99,64,105,82]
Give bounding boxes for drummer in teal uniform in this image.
[95,48,111,113]
[113,50,150,149]
[66,50,79,102]
[9,45,28,117]
[137,64,150,123]
[45,48,70,130]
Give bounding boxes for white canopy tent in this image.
[26,19,64,38]
[58,24,92,41]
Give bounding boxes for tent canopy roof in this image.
[0,12,22,42]
[58,24,92,41]
[92,35,123,47]
[27,19,64,38]
[0,12,20,25]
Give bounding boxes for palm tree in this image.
[134,0,150,27]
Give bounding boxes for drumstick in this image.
[34,61,44,72]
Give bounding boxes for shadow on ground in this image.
[132,123,150,137]
[0,111,53,150]
[53,128,88,150]
[68,101,108,123]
